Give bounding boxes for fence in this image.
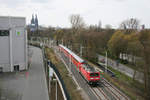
[43,46,70,100]
[47,61,70,100]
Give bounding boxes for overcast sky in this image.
[0,0,150,28]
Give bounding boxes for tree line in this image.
[28,14,150,99]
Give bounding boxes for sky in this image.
[0,0,150,28]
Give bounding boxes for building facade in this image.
[0,16,28,72]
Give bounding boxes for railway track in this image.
[101,79,129,100]
[91,87,109,100]
[89,79,129,100]
[54,46,129,100]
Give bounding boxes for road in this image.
[0,46,49,100]
[98,55,144,83]
[22,46,49,100]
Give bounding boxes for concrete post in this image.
[9,29,13,72]
[56,81,57,100]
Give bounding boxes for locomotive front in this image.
[82,63,100,85]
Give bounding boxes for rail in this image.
[43,47,70,100]
[47,61,70,100]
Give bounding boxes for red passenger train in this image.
[59,44,100,85]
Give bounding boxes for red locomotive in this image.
[59,44,100,84]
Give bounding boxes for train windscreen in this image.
[90,73,99,77]
[83,62,96,72]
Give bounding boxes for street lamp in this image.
[105,50,108,73]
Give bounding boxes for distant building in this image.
[29,14,38,32]
[0,16,28,72]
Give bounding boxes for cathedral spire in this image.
[35,14,38,29]
[35,14,38,24]
[30,13,38,32]
[31,14,35,24]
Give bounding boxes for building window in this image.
[0,30,9,36]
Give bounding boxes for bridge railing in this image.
[42,45,70,100]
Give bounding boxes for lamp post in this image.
[105,51,108,73]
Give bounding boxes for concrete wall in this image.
[0,16,27,72]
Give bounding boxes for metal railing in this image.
[47,60,70,100]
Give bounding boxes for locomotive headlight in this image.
[90,78,94,79]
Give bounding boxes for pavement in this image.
[0,46,49,100]
[98,55,144,83]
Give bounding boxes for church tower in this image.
[31,14,35,25]
[35,14,38,30]
[30,14,38,32]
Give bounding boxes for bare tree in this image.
[69,14,85,33]
[120,18,140,30]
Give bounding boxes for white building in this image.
[0,16,28,72]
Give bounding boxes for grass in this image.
[45,48,83,100]
[98,52,144,72]
[104,66,145,100]
[86,56,145,100]
[122,61,145,72]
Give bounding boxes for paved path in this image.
[22,46,49,100]
[98,55,144,83]
[0,46,49,100]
